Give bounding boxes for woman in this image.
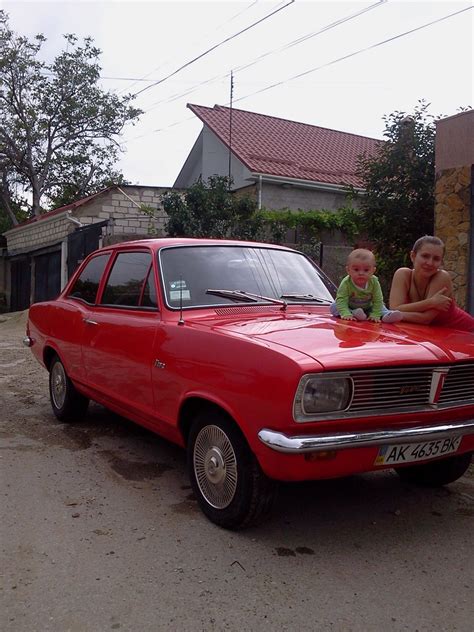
[389,235,474,332]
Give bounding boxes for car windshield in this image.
[159,245,334,309]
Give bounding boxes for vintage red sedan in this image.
[25,238,474,528]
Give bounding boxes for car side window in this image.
[100,252,156,308]
[68,253,110,304]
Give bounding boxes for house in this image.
[174,103,381,211]
[3,185,173,311]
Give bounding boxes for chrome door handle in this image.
[83,318,99,325]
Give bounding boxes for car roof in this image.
[101,238,296,253]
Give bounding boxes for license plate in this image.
[374,436,462,466]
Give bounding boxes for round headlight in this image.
[294,374,352,420]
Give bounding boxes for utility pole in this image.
[228,70,234,189]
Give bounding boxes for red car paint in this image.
[27,238,474,487]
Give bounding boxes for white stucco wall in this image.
[201,128,252,188]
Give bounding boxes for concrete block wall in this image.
[261,183,354,212]
[92,186,171,236]
[5,214,75,255]
[4,186,175,255]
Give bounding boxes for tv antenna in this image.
[228,70,234,189]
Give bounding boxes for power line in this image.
[115,0,263,95]
[232,5,473,105]
[139,0,387,115]
[43,1,386,94]
[216,0,261,28]
[132,0,295,97]
[123,5,471,144]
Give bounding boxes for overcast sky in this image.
[3,0,473,187]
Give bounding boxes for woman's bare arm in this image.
[400,310,439,324]
[389,268,452,312]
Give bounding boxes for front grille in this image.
[346,363,474,416]
[350,368,434,412]
[439,363,474,404]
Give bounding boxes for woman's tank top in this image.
[431,299,474,332]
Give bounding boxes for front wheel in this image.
[395,452,472,487]
[187,410,277,529]
[49,355,89,422]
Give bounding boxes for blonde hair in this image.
[347,248,376,266]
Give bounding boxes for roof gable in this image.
[187,103,382,188]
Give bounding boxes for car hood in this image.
[196,310,474,370]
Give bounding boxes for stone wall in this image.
[434,165,471,309]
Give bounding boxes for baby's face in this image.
[347,259,375,288]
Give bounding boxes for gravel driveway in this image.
[1,311,473,632]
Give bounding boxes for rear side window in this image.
[68,254,110,304]
[100,252,157,308]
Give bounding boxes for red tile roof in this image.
[188,103,382,188]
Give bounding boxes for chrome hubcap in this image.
[51,362,67,409]
[193,425,238,509]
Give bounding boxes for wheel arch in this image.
[178,396,246,447]
[43,345,60,371]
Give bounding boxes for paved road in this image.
[1,311,473,632]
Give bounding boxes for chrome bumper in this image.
[258,420,474,454]
[22,336,33,348]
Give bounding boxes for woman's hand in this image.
[428,287,452,311]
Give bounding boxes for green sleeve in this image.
[335,276,353,317]
[369,276,384,318]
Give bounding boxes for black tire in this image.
[395,452,472,487]
[187,409,278,529]
[49,355,89,422]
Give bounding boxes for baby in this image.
[330,248,402,323]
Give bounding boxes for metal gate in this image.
[34,251,61,303]
[10,257,31,312]
[67,221,107,278]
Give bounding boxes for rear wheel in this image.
[395,452,472,487]
[49,355,89,422]
[187,409,277,529]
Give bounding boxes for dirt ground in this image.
[1,311,473,632]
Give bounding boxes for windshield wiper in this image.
[206,289,287,309]
[206,289,258,303]
[280,293,332,304]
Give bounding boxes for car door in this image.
[61,251,112,382]
[81,249,161,421]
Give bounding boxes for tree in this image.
[355,100,436,285]
[0,11,142,227]
[163,175,262,240]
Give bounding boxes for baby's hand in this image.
[429,287,452,311]
[341,314,355,321]
[368,316,381,322]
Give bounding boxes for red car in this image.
[25,238,474,529]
